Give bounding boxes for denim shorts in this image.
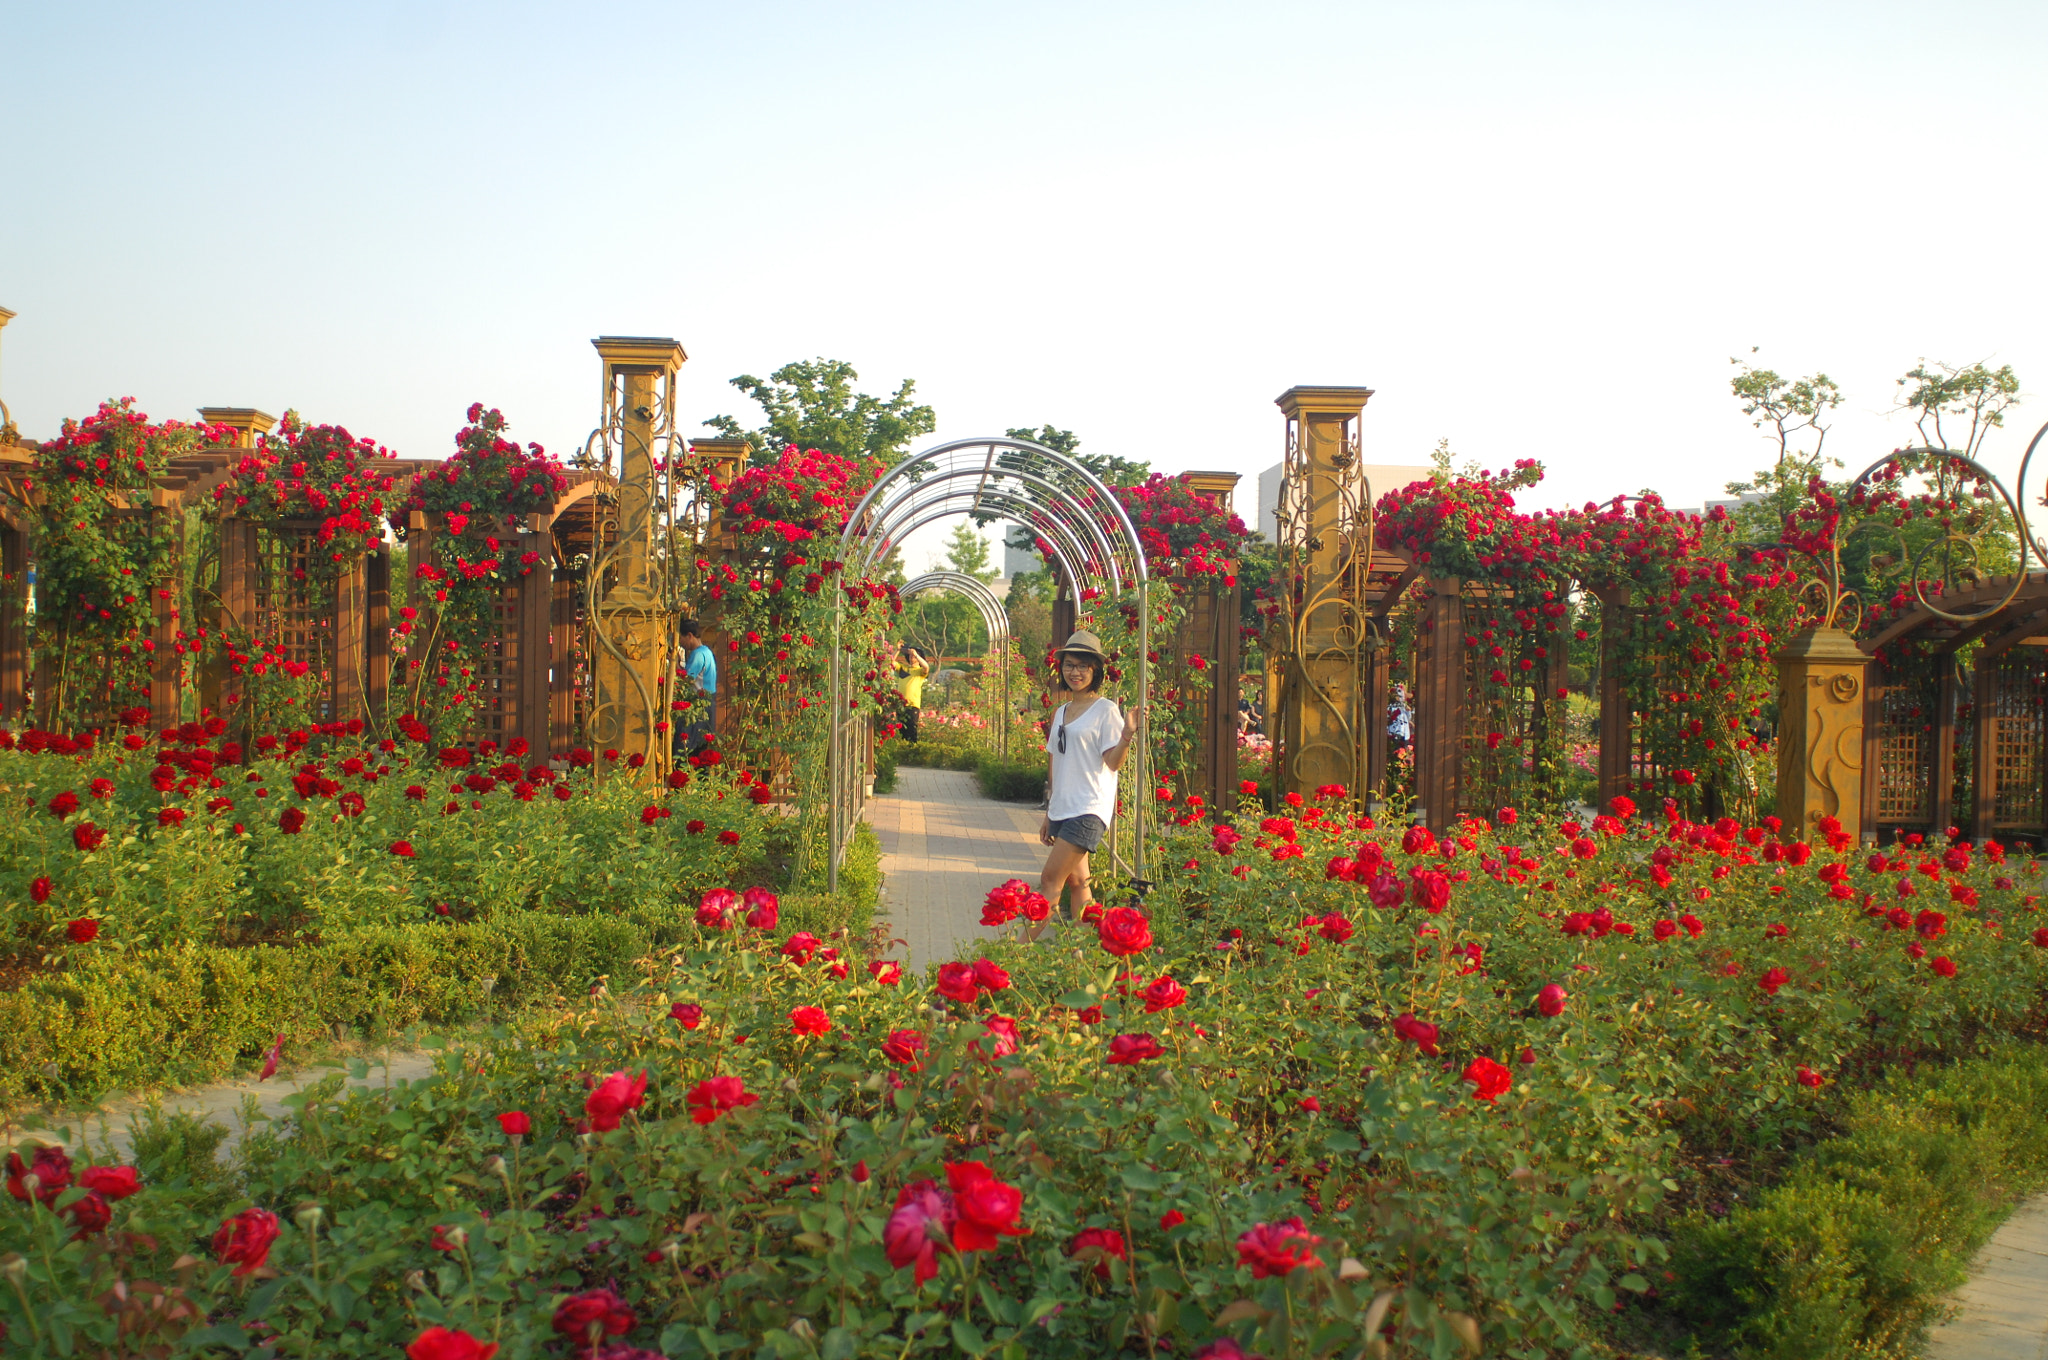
[1050,815,1107,852]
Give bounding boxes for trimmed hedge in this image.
[1668,1043,2048,1357]
[886,737,1045,804]
[0,911,656,1102]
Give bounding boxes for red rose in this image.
[495,1111,531,1136]
[1317,913,1354,943]
[390,840,416,858]
[65,1190,112,1237]
[48,791,79,818]
[1758,967,1790,996]
[1141,975,1187,1013]
[1410,870,1451,913]
[884,1179,953,1283]
[1068,1226,1128,1279]
[882,1028,927,1069]
[1930,955,1957,978]
[789,1005,831,1037]
[78,1165,141,1200]
[743,887,779,930]
[66,918,99,944]
[1607,795,1637,818]
[1795,1066,1824,1089]
[947,1161,1027,1252]
[72,822,106,851]
[2033,928,2048,948]
[1535,984,1568,1018]
[695,888,739,930]
[781,931,822,964]
[583,1070,648,1132]
[1107,1032,1164,1065]
[1462,1055,1512,1102]
[30,876,52,904]
[213,1207,282,1276]
[1097,906,1154,957]
[1392,1013,1440,1056]
[670,1003,704,1030]
[158,806,186,829]
[7,1145,73,1204]
[551,1288,634,1343]
[1236,1217,1324,1278]
[1401,825,1436,855]
[1161,1209,1187,1230]
[868,960,903,986]
[973,957,1011,992]
[685,1075,757,1124]
[717,829,741,846]
[278,807,305,834]
[407,1326,500,1360]
[935,961,980,1003]
[1652,919,1677,940]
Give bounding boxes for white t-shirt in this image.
[1045,697,1128,822]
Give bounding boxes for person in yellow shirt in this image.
[895,645,930,742]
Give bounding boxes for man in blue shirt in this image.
[678,619,718,753]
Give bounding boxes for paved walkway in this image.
[6,1049,440,1164]
[868,767,1047,971]
[1926,1192,2048,1360]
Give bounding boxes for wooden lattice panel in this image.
[1871,661,1938,827]
[1985,651,2047,831]
[251,528,338,722]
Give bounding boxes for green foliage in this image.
[706,357,937,470]
[1668,1044,2048,1358]
[1002,423,1150,489]
[938,523,998,582]
[897,589,985,659]
[1896,358,2021,459]
[974,757,1044,803]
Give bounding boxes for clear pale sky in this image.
[5,1,2046,569]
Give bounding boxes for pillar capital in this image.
[198,408,277,448]
[593,336,686,376]
[1276,386,1375,423]
[1181,470,1240,514]
[689,436,749,478]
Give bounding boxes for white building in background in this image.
[1254,462,1435,542]
[1003,536,1039,580]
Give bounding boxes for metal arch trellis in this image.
[828,436,1153,894]
[897,570,1014,759]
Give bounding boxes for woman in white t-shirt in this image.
[1035,630,1144,928]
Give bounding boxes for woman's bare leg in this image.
[1027,839,1089,940]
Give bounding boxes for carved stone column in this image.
[1773,627,1867,841]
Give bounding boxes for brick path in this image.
[867,767,1047,971]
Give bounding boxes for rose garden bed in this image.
[5,783,2045,1359]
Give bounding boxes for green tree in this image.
[992,425,1149,562]
[1722,351,1845,542]
[1895,359,2020,460]
[706,358,936,470]
[941,524,999,583]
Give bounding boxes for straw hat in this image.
[1056,630,1109,661]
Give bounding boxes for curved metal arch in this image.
[831,437,1153,895]
[839,438,1150,593]
[863,486,1103,605]
[898,569,1013,759]
[1841,443,2038,630]
[847,465,1135,595]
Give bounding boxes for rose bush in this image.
[5,784,2041,1356]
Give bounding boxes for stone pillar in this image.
[1774,627,1867,841]
[1273,385,1374,803]
[589,337,685,780]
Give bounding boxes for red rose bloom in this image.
[551,1288,634,1342]
[695,888,738,930]
[781,931,823,964]
[1758,967,1790,996]
[390,840,416,858]
[743,887,779,930]
[935,961,980,1003]
[1068,1226,1128,1279]
[1160,1209,1187,1230]
[884,1179,953,1284]
[1317,913,1354,943]
[1795,1066,1824,1089]
[29,876,52,904]
[496,1111,531,1136]
[583,1070,649,1132]
[882,1028,927,1069]
[213,1207,283,1276]
[1462,1055,1513,1102]
[7,1145,73,1204]
[1535,984,1568,1018]
[278,807,305,835]
[1097,906,1155,957]
[78,1165,141,1200]
[66,917,99,944]
[1142,975,1188,1012]
[789,1005,831,1037]
[1107,1032,1164,1065]
[868,959,903,986]
[72,822,106,851]
[1236,1217,1324,1278]
[1931,955,1957,978]
[407,1326,500,1360]
[670,1002,704,1030]
[947,1160,1028,1252]
[686,1075,758,1124]
[1411,870,1452,912]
